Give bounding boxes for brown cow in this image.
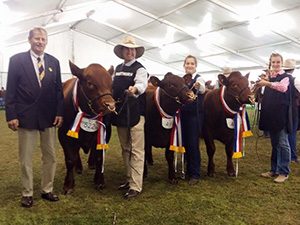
[58,61,115,194]
[203,71,255,177]
[144,73,196,183]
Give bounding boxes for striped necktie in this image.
[37,57,45,80]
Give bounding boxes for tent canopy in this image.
[1,0,300,76]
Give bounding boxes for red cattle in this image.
[58,61,115,194]
[144,73,196,183]
[202,71,255,177]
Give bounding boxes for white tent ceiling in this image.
[2,0,300,75]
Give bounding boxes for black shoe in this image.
[21,196,33,208]
[118,182,130,190]
[41,192,59,202]
[188,178,199,186]
[123,189,140,199]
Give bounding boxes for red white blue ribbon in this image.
[67,79,108,151]
[154,87,173,119]
[154,88,185,175]
[169,110,185,153]
[220,86,253,159]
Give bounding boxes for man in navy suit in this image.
[5,27,64,208]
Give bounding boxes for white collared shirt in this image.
[191,72,206,94]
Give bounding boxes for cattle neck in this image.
[155,87,182,116]
[220,86,243,115]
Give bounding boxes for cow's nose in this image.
[105,101,116,113]
[187,91,196,101]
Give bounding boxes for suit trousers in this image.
[116,116,145,192]
[18,127,57,197]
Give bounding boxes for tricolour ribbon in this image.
[67,79,108,151]
[220,86,253,159]
[169,110,185,153]
[154,87,185,176]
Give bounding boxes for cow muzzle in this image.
[100,95,116,115]
[186,91,197,101]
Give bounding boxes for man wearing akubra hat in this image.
[283,59,299,163]
[111,35,148,199]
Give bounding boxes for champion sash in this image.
[220,86,253,159]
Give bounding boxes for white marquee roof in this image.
[2,0,300,75]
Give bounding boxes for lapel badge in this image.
[48,67,53,72]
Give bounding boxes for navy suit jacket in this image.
[5,51,64,130]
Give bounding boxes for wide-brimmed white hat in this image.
[222,67,233,76]
[282,58,296,70]
[114,36,145,59]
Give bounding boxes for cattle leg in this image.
[204,136,216,177]
[145,146,154,166]
[165,149,178,184]
[225,144,235,177]
[75,151,83,174]
[88,148,96,170]
[62,146,80,195]
[143,142,152,178]
[94,149,105,190]
[144,132,154,167]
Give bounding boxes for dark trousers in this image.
[181,114,201,179]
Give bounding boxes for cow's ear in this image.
[69,60,84,79]
[245,72,250,79]
[218,74,229,86]
[149,76,161,87]
[183,74,192,85]
[107,65,114,76]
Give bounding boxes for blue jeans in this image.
[270,129,291,175]
[288,117,298,161]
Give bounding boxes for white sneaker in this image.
[261,171,276,178]
[274,175,289,183]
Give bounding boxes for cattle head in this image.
[218,71,255,108]
[149,72,196,104]
[69,61,116,115]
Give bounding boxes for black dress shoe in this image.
[41,192,59,202]
[118,182,130,190]
[123,189,140,199]
[21,196,33,208]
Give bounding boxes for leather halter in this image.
[77,80,113,116]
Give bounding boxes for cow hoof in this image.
[95,184,105,190]
[63,188,74,195]
[207,172,215,177]
[228,172,236,177]
[76,169,83,174]
[147,160,154,166]
[169,178,178,185]
[88,164,95,170]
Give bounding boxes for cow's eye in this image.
[168,83,174,89]
[87,81,95,89]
